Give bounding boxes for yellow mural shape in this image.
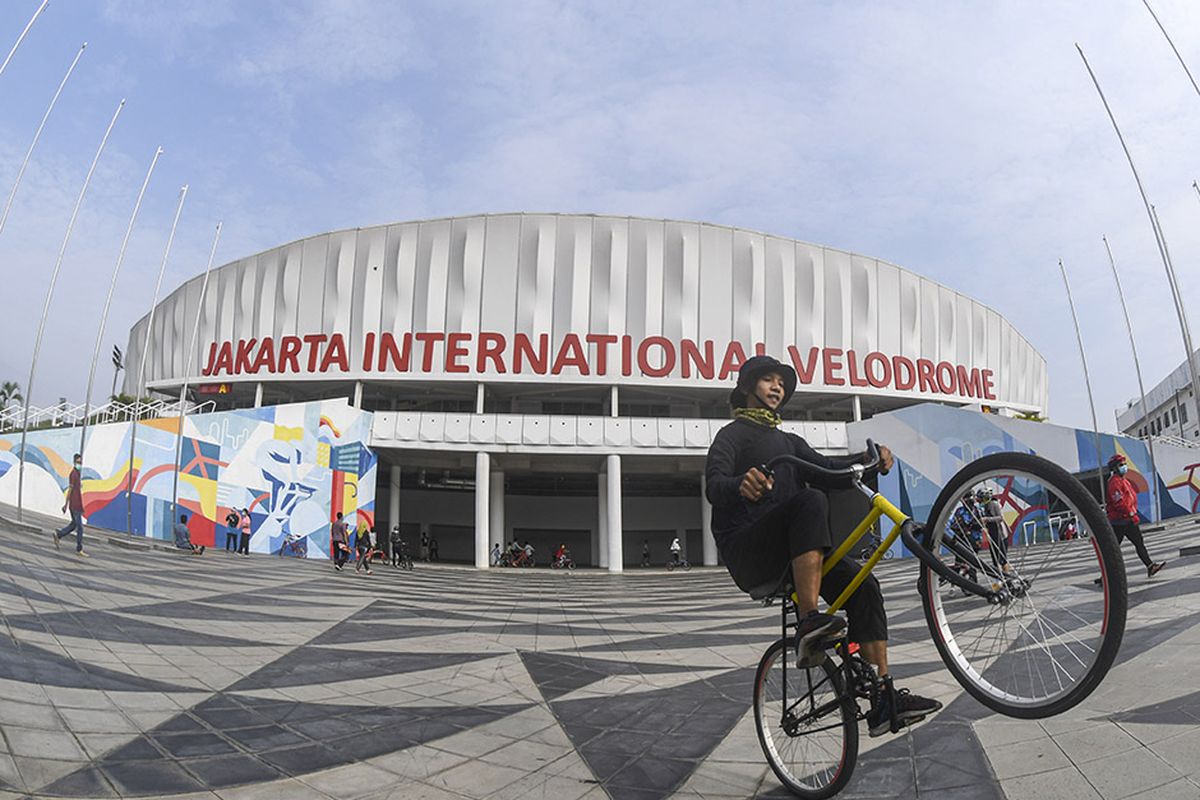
[342,472,358,517]
[316,442,330,468]
[274,425,304,442]
[180,473,218,519]
[140,416,184,434]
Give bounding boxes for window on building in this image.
[1172,407,1178,424]
[1183,404,1189,425]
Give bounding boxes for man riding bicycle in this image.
[706,354,941,737]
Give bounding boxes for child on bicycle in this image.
[706,354,941,737]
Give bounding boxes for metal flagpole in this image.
[0,43,87,241]
[1059,260,1106,504]
[1148,203,1200,413]
[1076,45,1200,424]
[16,98,124,521]
[1142,0,1200,100]
[79,146,164,456]
[0,0,50,80]
[125,185,188,537]
[1103,236,1161,521]
[170,222,222,523]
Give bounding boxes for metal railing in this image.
[0,398,216,433]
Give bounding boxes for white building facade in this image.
[125,214,1048,570]
[1116,353,1200,443]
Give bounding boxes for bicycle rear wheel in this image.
[920,452,1127,718]
[754,639,857,798]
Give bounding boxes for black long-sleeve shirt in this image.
[705,419,863,539]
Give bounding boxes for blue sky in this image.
[3,0,1200,432]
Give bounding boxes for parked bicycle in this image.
[277,534,305,558]
[751,441,1127,798]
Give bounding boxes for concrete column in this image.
[253,383,263,408]
[701,472,717,566]
[597,471,608,568]
[389,464,401,534]
[610,385,619,417]
[474,452,490,568]
[352,381,363,409]
[476,383,485,414]
[489,470,505,554]
[606,453,623,572]
[852,395,862,422]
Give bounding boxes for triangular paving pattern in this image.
[548,666,753,800]
[0,632,190,692]
[40,693,534,797]
[518,650,700,701]
[226,645,502,690]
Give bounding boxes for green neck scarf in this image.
[734,407,782,428]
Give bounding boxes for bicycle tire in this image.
[920,452,1127,718]
[754,639,857,798]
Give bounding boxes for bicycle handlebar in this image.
[759,438,882,489]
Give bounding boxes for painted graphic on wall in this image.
[851,404,1200,558]
[0,399,376,558]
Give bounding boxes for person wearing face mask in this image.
[1105,454,1165,579]
[51,453,88,557]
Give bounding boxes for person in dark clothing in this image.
[975,487,1010,574]
[330,512,351,571]
[428,534,439,562]
[237,508,252,555]
[1105,454,1165,579]
[706,355,940,737]
[354,523,374,575]
[51,453,88,556]
[390,525,405,568]
[224,510,240,551]
[173,514,206,554]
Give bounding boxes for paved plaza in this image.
[0,514,1198,800]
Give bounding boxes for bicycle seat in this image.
[747,568,793,601]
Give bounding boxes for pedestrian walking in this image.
[389,525,403,567]
[420,530,430,562]
[173,514,206,555]
[640,539,650,567]
[237,508,252,555]
[429,534,439,562]
[330,512,351,571]
[1103,454,1166,580]
[50,452,88,557]
[223,509,239,551]
[491,542,502,566]
[354,524,374,575]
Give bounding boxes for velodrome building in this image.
[123,213,1049,570]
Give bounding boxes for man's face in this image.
[753,372,786,410]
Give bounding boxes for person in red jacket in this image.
[51,453,88,557]
[1105,454,1165,579]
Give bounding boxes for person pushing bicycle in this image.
[706,354,941,737]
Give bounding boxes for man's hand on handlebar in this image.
[740,467,774,502]
[875,445,894,475]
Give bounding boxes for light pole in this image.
[1059,259,1105,504]
[0,0,49,79]
[16,99,124,521]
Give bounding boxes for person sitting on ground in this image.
[706,354,941,737]
[173,514,205,555]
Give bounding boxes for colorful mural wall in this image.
[850,404,1200,557]
[0,399,376,559]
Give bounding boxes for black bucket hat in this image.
[729,354,797,409]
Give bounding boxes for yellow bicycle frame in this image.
[810,492,910,614]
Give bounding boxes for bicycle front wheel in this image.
[921,452,1127,718]
[754,639,857,799]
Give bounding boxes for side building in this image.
[1116,353,1200,444]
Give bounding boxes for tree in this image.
[0,381,22,408]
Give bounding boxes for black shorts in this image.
[718,488,888,643]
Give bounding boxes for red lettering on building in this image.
[303,334,326,372]
[893,356,916,390]
[235,338,258,374]
[413,333,444,372]
[916,358,937,393]
[680,339,714,380]
[477,332,507,373]
[719,342,747,380]
[586,334,618,375]
[279,336,302,373]
[956,365,982,398]
[361,332,375,372]
[982,369,996,400]
[320,334,349,373]
[787,346,819,384]
[864,352,891,388]
[637,336,675,378]
[377,332,411,372]
[551,334,589,375]
[846,350,870,388]
[823,349,845,386]
[251,337,276,374]
[514,333,548,374]
[445,332,471,373]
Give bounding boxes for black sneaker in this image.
[794,611,846,667]
[867,676,943,737]
[50,531,60,550]
[1148,561,1166,578]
